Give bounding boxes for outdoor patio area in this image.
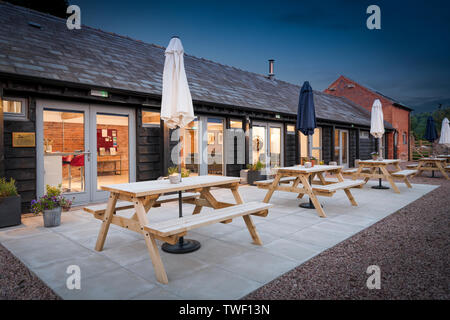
[0,181,438,300]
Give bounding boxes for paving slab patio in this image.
[0,181,437,299]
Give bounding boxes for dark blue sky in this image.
[73,0,450,113]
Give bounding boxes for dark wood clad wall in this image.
[359,134,377,160]
[136,108,163,181]
[284,127,297,167]
[321,126,333,164]
[349,129,357,167]
[3,97,36,212]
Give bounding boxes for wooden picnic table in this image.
[437,155,450,163]
[416,158,449,180]
[352,159,415,193]
[260,165,364,218]
[90,176,271,284]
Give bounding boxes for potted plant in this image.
[246,161,266,185]
[370,152,379,160]
[31,184,73,227]
[168,166,181,184]
[168,166,190,183]
[310,157,317,167]
[0,178,21,228]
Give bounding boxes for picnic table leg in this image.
[133,197,168,284]
[291,178,304,198]
[95,192,118,251]
[380,166,400,193]
[299,175,327,218]
[416,162,424,176]
[230,183,263,245]
[336,171,358,206]
[263,173,282,203]
[436,161,450,180]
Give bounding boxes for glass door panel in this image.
[43,110,86,194]
[334,130,340,163]
[207,118,224,175]
[252,125,267,165]
[96,114,129,190]
[341,130,348,167]
[269,127,281,168]
[181,119,199,176]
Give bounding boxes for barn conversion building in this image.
[325,75,412,160]
[0,3,392,211]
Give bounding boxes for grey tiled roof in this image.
[0,2,387,128]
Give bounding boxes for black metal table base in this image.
[299,199,323,209]
[162,188,201,254]
[161,237,201,254]
[371,185,390,189]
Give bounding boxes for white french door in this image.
[251,122,284,171]
[36,100,135,205]
[90,105,136,202]
[334,129,349,168]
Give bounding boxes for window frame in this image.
[141,108,161,127]
[402,132,407,145]
[286,124,296,135]
[2,97,28,121]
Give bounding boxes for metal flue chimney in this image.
[268,59,275,79]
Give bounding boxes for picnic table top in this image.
[101,175,241,197]
[274,165,342,173]
[358,159,400,165]
[419,157,447,161]
[437,155,450,158]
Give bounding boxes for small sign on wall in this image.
[12,132,36,147]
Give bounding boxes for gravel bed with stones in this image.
[244,164,450,300]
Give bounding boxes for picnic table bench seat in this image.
[312,180,365,194]
[145,202,272,237]
[254,176,296,186]
[84,192,200,217]
[391,170,418,177]
[342,168,371,174]
[406,163,418,169]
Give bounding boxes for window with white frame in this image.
[360,130,369,139]
[1,97,28,120]
[142,109,160,127]
[286,124,296,134]
[300,127,322,160]
[403,132,407,145]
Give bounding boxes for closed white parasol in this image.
[439,117,450,147]
[370,99,385,157]
[161,37,195,129]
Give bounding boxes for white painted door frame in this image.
[251,121,284,169]
[90,104,136,202]
[36,99,91,205]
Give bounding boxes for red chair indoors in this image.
[70,154,85,191]
[62,155,74,191]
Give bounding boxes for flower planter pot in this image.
[43,207,61,227]
[169,173,181,184]
[0,195,21,228]
[240,169,249,184]
[247,170,267,186]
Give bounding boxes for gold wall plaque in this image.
[12,132,36,147]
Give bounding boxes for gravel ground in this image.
[0,163,448,300]
[244,165,450,300]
